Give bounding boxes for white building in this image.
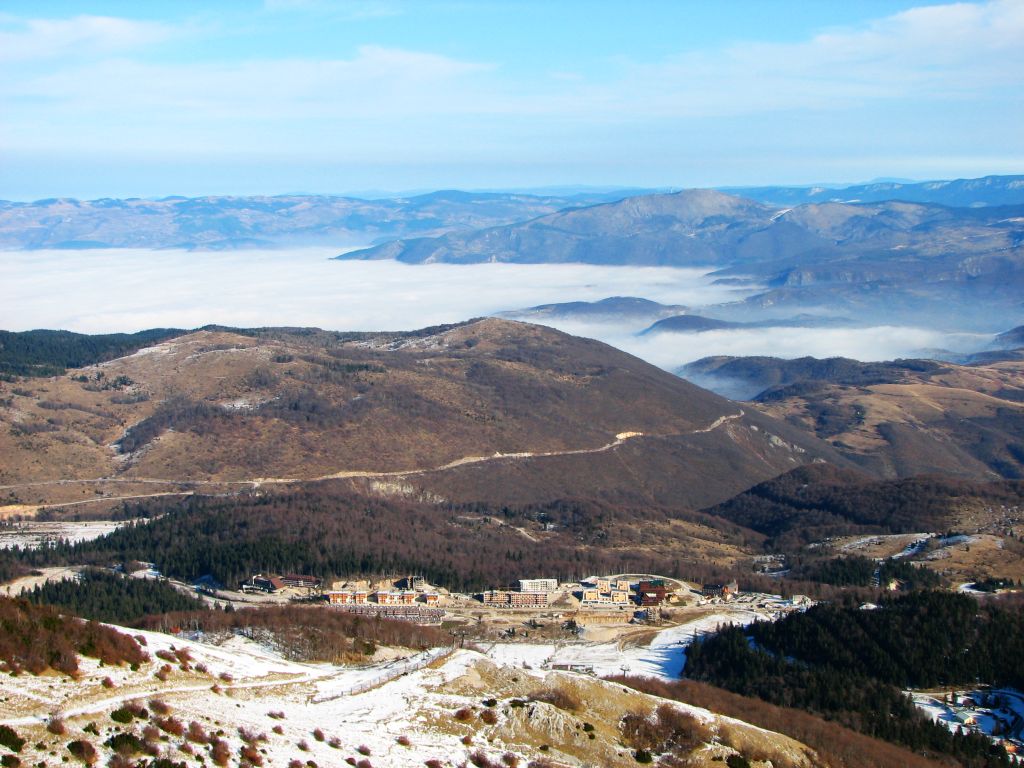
[518,578,558,593]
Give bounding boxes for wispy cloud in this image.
[1,1,1021,192]
[262,0,402,19]
[0,14,174,62]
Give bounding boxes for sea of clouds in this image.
[1,247,993,372]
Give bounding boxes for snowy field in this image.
[484,607,773,680]
[0,519,125,550]
[913,688,1024,755]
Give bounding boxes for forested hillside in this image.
[686,592,1024,766]
[25,568,206,624]
[0,328,184,377]
[703,464,1024,550]
[16,487,740,591]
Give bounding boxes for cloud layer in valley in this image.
[0,249,993,371]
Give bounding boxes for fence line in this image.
[311,646,454,702]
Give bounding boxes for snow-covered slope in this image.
[0,622,818,768]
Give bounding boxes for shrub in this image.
[462,735,473,746]
[209,738,230,767]
[155,664,172,681]
[312,729,324,742]
[501,754,519,768]
[101,677,115,689]
[240,745,264,766]
[328,737,341,749]
[66,740,97,764]
[726,756,750,768]
[356,745,371,756]
[105,733,145,755]
[396,735,411,746]
[267,711,286,720]
[46,719,66,736]
[480,709,498,725]
[0,755,20,768]
[0,727,25,753]
[425,761,444,768]
[355,761,372,768]
[454,707,473,722]
[297,740,310,752]
[528,687,580,712]
[185,722,209,744]
[149,699,171,715]
[634,750,653,764]
[469,751,500,768]
[239,728,266,745]
[156,717,184,737]
[272,726,284,736]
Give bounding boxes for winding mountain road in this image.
[0,411,745,508]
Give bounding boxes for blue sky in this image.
[2,0,1022,199]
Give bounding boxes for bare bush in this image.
[148,699,171,715]
[210,737,230,767]
[479,709,498,725]
[240,744,264,766]
[156,717,184,737]
[185,721,210,744]
[528,686,580,712]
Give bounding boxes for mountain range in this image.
[680,351,1024,480]
[0,319,848,513]
[0,189,641,250]
[726,174,1024,208]
[340,187,1024,326]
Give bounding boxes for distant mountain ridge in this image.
[340,185,1024,324]
[684,351,1024,481]
[725,174,1024,208]
[495,296,689,324]
[0,189,645,250]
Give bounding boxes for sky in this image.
[2,0,1023,199]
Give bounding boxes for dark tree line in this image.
[0,328,184,377]
[24,568,206,624]
[685,591,1024,767]
[791,554,942,589]
[14,488,726,592]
